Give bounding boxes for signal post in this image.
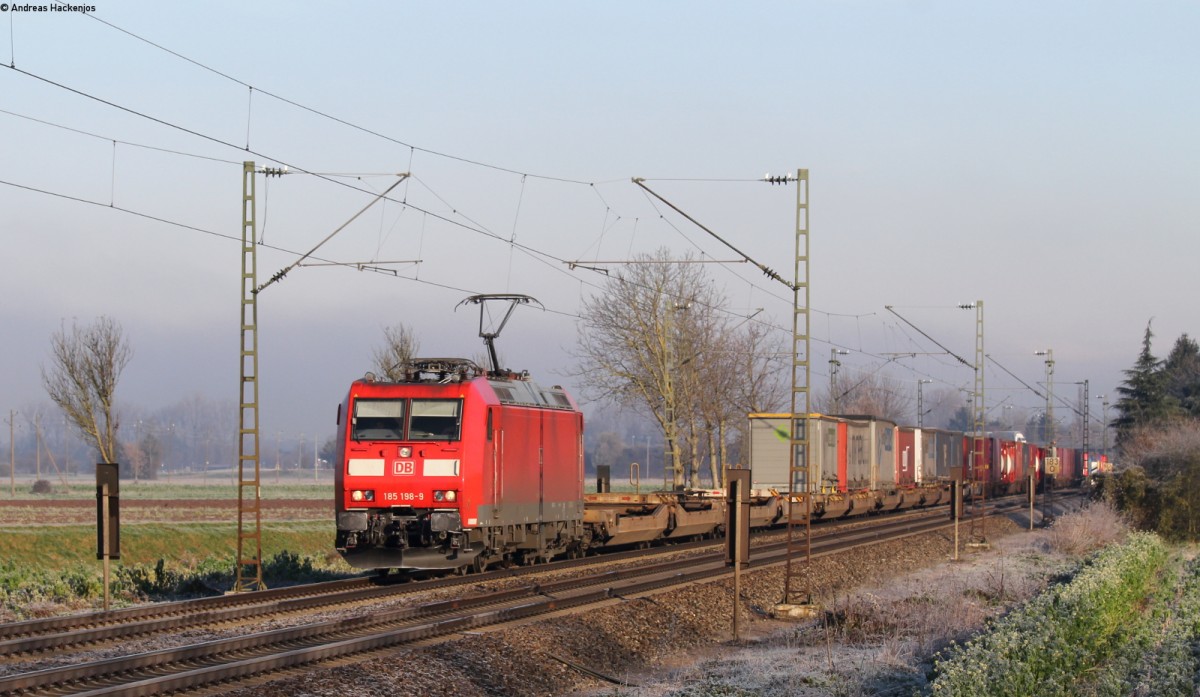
[725,467,751,640]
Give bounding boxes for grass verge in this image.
[928,531,1169,696]
[0,520,353,621]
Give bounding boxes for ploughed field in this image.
[0,497,332,525]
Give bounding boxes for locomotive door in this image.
[490,406,502,519]
[492,406,540,525]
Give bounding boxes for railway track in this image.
[0,496,1062,697]
[0,500,968,656]
[0,537,719,657]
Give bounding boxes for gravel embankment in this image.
[225,516,997,697]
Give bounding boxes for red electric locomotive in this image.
[334,296,585,573]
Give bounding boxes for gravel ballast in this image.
[224,504,1093,697]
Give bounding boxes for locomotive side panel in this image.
[540,409,585,523]
[490,405,542,525]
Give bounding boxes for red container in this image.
[897,427,918,485]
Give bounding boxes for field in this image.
[0,474,334,502]
[0,477,348,620]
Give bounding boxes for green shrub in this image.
[1084,554,1200,695]
[928,532,1168,696]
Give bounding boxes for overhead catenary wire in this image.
[632,178,790,289]
[3,41,979,378]
[986,353,1046,400]
[0,107,242,165]
[81,11,597,186]
[255,174,410,294]
[4,17,1055,429]
[0,175,582,318]
[884,306,973,368]
[3,62,606,295]
[2,47,822,348]
[9,12,1100,415]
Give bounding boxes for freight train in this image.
[745,414,1089,516]
[333,294,1092,574]
[333,361,1091,575]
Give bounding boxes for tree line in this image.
[12,316,333,484]
[1096,322,1200,540]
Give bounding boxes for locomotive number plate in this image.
[392,460,416,476]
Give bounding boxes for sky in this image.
[1,1,1197,458]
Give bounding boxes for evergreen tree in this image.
[946,405,972,433]
[1113,321,1174,448]
[1163,333,1200,417]
[1024,412,1050,444]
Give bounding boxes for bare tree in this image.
[42,317,132,465]
[573,249,781,488]
[825,367,913,424]
[727,321,788,468]
[573,250,717,487]
[372,323,421,380]
[922,386,968,430]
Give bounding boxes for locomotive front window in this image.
[409,399,462,441]
[352,399,406,441]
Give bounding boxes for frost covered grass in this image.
[928,531,1168,696]
[0,548,354,622]
[1075,551,1200,696]
[596,501,1145,697]
[0,521,353,621]
[1046,498,1132,556]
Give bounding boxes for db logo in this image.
[392,460,415,476]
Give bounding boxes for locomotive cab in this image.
[336,386,476,570]
[334,358,585,573]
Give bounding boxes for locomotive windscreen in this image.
[409,399,463,441]
[352,399,405,440]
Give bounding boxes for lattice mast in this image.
[783,169,811,604]
[968,301,986,542]
[234,161,266,592]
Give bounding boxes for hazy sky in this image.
[2,1,1196,454]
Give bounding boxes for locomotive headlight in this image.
[350,489,375,502]
[445,490,457,502]
[399,446,412,457]
[433,490,458,502]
